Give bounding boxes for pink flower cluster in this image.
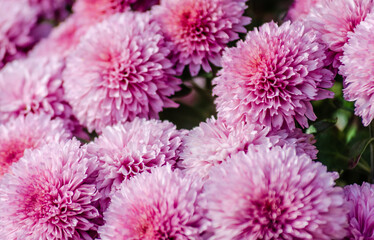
[1,0,374,239]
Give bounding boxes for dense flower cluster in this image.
[2,0,374,239]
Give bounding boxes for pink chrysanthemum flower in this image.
[64,12,180,133]
[87,118,183,211]
[345,182,374,239]
[0,113,71,177]
[0,0,38,68]
[340,13,374,126]
[0,139,100,240]
[306,0,374,68]
[179,117,318,179]
[213,21,334,130]
[98,165,207,240]
[202,145,348,240]
[152,0,251,76]
[286,0,320,21]
[0,56,70,123]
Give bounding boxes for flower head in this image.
[345,182,374,239]
[0,139,100,240]
[87,118,183,210]
[0,56,71,124]
[152,0,251,76]
[340,12,374,126]
[0,114,71,177]
[99,165,207,240]
[202,145,348,239]
[306,0,374,68]
[213,21,334,130]
[63,12,181,132]
[0,0,38,68]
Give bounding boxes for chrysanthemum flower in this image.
[345,182,374,239]
[202,145,348,239]
[340,12,374,126]
[306,0,374,68]
[179,117,318,179]
[213,21,334,130]
[0,139,100,240]
[98,165,207,240]
[152,0,251,76]
[0,56,70,124]
[64,12,181,133]
[0,0,38,68]
[0,114,71,177]
[87,118,183,210]
[286,0,320,21]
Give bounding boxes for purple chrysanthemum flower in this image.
[0,139,100,240]
[98,165,207,240]
[286,0,320,21]
[202,145,348,239]
[87,118,184,211]
[0,56,71,124]
[152,0,251,76]
[306,0,374,68]
[213,21,334,130]
[0,0,38,68]
[345,182,374,239]
[63,12,181,133]
[179,117,318,179]
[0,113,71,177]
[340,12,374,126]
